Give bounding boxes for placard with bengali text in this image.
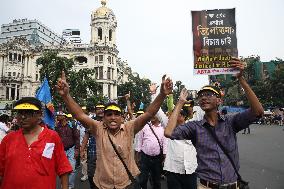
[192,8,238,75]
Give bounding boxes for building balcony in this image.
[0,76,23,83]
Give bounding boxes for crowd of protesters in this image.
[0,57,279,189]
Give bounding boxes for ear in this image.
[216,98,222,106]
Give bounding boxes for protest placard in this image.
[192,8,238,75]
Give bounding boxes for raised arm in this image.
[125,92,134,120]
[134,75,173,134]
[164,88,188,138]
[150,83,168,127]
[56,71,99,132]
[230,58,264,117]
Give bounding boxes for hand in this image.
[178,88,189,104]
[160,75,173,95]
[149,83,159,94]
[55,71,70,97]
[124,91,130,101]
[229,57,246,78]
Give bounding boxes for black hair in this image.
[14,97,42,110]
[0,114,9,123]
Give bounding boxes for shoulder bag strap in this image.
[148,124,163,155]
[204,124,243,181]
[107,132,136,183]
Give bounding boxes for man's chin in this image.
[108,125,120,130]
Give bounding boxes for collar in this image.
[201,113,225,127]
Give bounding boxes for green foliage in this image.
[218,56,284,108]
[269,65,284,107]
[117,74,151,112]
[36,51,102,109]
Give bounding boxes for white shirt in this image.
[0,122,9,143]
[151,94,204,174]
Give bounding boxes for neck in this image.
[204,110,218,126]
[22,124,42,135]
[108,127,120,135]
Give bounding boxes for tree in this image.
[173,80,185,103]
[36,51,102,108]
[269,65,284,107]
[117,74,151,112]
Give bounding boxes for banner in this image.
[36,77,55,129]
[192,8,238,75]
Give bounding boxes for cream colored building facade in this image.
[0,0,131,101]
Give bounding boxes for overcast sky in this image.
[1,0,283,90]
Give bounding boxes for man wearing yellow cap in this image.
[0,97,72,189]
[56,71,173,189]
[165,58,264,189]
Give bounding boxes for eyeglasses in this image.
[197,91,217,99]
[16,110,39,117]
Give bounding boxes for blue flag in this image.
[139,102,144,110]
[36,77,55,129]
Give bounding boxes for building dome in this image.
[92,0,115,18]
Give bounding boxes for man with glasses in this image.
[56,71,173,189]
[0,97,72,189]
[165,58,264,189]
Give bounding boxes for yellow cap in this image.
[95,104,105,108]
[136,111,144,114]
[14,103,40,111]
[105,105,121,112]
[82,106,87,110]
[66,114,73,118]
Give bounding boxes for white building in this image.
[62,29,82,44]
[0,0,132,101]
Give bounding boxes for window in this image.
[99,67,103,79]
[36,74,38,81]
[9,53,12,61]
[8,72,11,77]
[107,68,111,79]
[95,67,99,79]
[108,56,111,64]
[109,30,112,41]
[99,55,103,62]
[74,56,88,64]
[13,72,16,76]
[98,28,102,40]
[95,56,98,63]
[11,88,15,100]
[16,87,20,100]
[6,87,9,100]
[13,53,17,61]
[18,54,21,62]
[108,85,111,99]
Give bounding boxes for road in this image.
[57,124,284,189]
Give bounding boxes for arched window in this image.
[74,56,88,64]
[98,28,102,40]
[109,30,112,41]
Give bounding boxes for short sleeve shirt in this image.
[91,120,140,189]
[0,125,72,189]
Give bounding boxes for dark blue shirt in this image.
[171,109,257,184]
